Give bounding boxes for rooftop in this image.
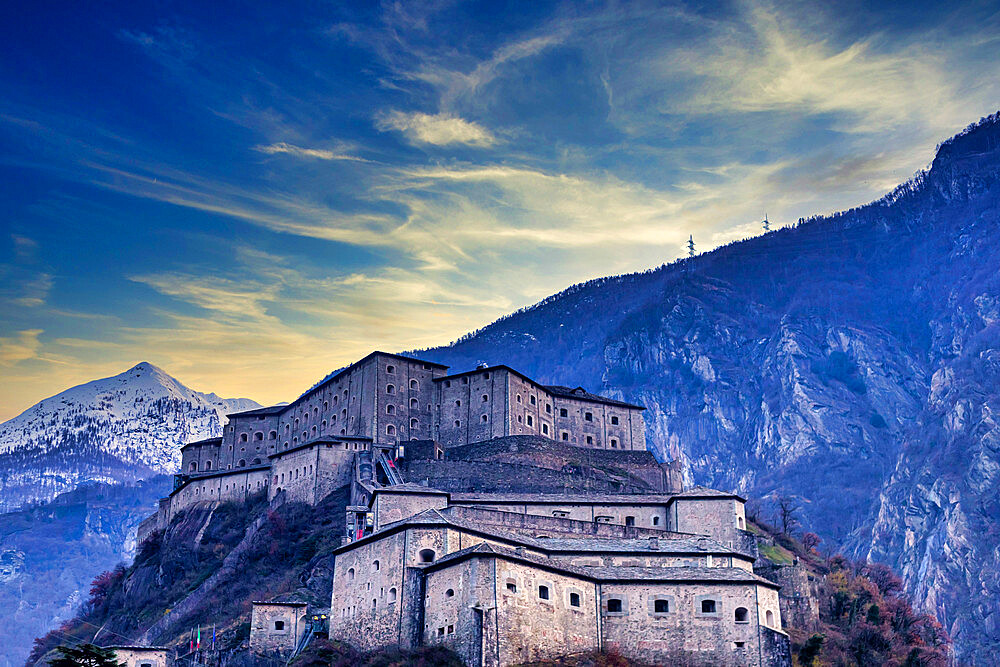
[449,492,678,504]
[668,486,747,504]
[227,404,287,418]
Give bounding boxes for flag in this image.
[190,628,194,653]
[213,625,216,649]
[197,626,201,650]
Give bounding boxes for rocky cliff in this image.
[419,113,1000,663]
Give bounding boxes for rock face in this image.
[0,478,172,667]
[0,362,259,511]
[421,113,1000,663]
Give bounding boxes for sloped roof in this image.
[544,384,645,410]
[667,486,747,503]
[227,404,287,418]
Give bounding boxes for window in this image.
[455,399,461,407]
[483,372,490,379]
[437,628,445,637]
[419,549,435,563]
[240,433,248,442]
[386,425,395,436]
[561,432,569,441]
[454,420,461,428]
[569,592,581,607]
[410,379,418,389]
[552,510,569,518]
[447,625,454,634]
[411,418,419,428]
[625,516,635,526]
[526,415,533,426]
[607,598,623,613]
[766,610,774,626]
[269,430,276,440]
[538,585,550,600]
[189,462,197,472]
[445,380,451,388]
[610,438,618,448]
[410,398,419,408]
[386,365,395,374]
[482,394,489,402]
[389,587,397,603]
[445,589,454,598]
[481,414,488,423]
[735,607,749,623]
[530,395,536,405]
[516,394,522,403]
[611,416,619,425]
[559,408,568,417]
[238,459,246,467]
[542,424,549,435]
[386,384,395,394]
[274,621,285,631]
[204,461,212,470]
[655,599,669,613]
[254,431,263,441]
[652,516,660,526]
[373,560,380,571]
[506,580,517,594]
[386,404,395,415]
[586,436,594,445]
[701,599,717,614]
[347,568,355,580]
[461,377,468,384]
[738,517,745,529]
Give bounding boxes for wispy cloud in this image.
[253,142,371,162]
[375,111,497,147]
[0,329,43,364]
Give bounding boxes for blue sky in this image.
[1,0,999,419]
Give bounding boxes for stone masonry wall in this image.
[249,603,308,655]
[599,581,773,667]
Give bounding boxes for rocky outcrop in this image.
[421,113,1000,663]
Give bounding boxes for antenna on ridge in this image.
[687,235,695,258]
[762,213,770,232]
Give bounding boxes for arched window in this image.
[419,549,435,563]
[189,462,198,472]
[538,585,550,600]
[386,424,396,436]
[738,517,745,529]
[386,364,395,374]
[445,589,454,598]
[454,420,460,428]
[516,394,522,403]
[482,414,488,423]
[238,459,246,467]
[410,398,418,408]
[410,418,418,428]
[455,399,461,407]
[386,404,395,415]
[204,461,212,471]
[254,431,263,441]
[268,430,277,440]
[240,433,248,442]
[389,587,397,603]
[347,568,355,581]
[410,379,418,390]
[386,384,395,394]
[312,425,317,434]
[735,607,749,623]
[482,394,488,402]
[373,560,380,571]
[765,610,774,626]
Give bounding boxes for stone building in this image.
[248,602,309,656]
[104,646,170,667]
[328,492,788,667]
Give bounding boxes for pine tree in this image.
[48,644,123,667]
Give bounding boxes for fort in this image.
[136,352,794,666]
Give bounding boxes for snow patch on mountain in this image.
[0,362,259,510]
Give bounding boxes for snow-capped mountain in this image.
[0,362,259,511]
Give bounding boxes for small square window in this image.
[654,599,669,613]
[538,585,550,600]
[559,408,568,417]
[570,592,581,607]
[585,412,593,422]
[607,598,623,613]
[701,599,717,613]
[274,620,285,631]
[611,416,619,425]
[506,581,517,594]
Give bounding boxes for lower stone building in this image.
[248,602,309,656]
[329,494,790,667]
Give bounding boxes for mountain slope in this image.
[418,113,1000,663]
[0,363,259,511]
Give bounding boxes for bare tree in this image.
[777,495,802,536]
